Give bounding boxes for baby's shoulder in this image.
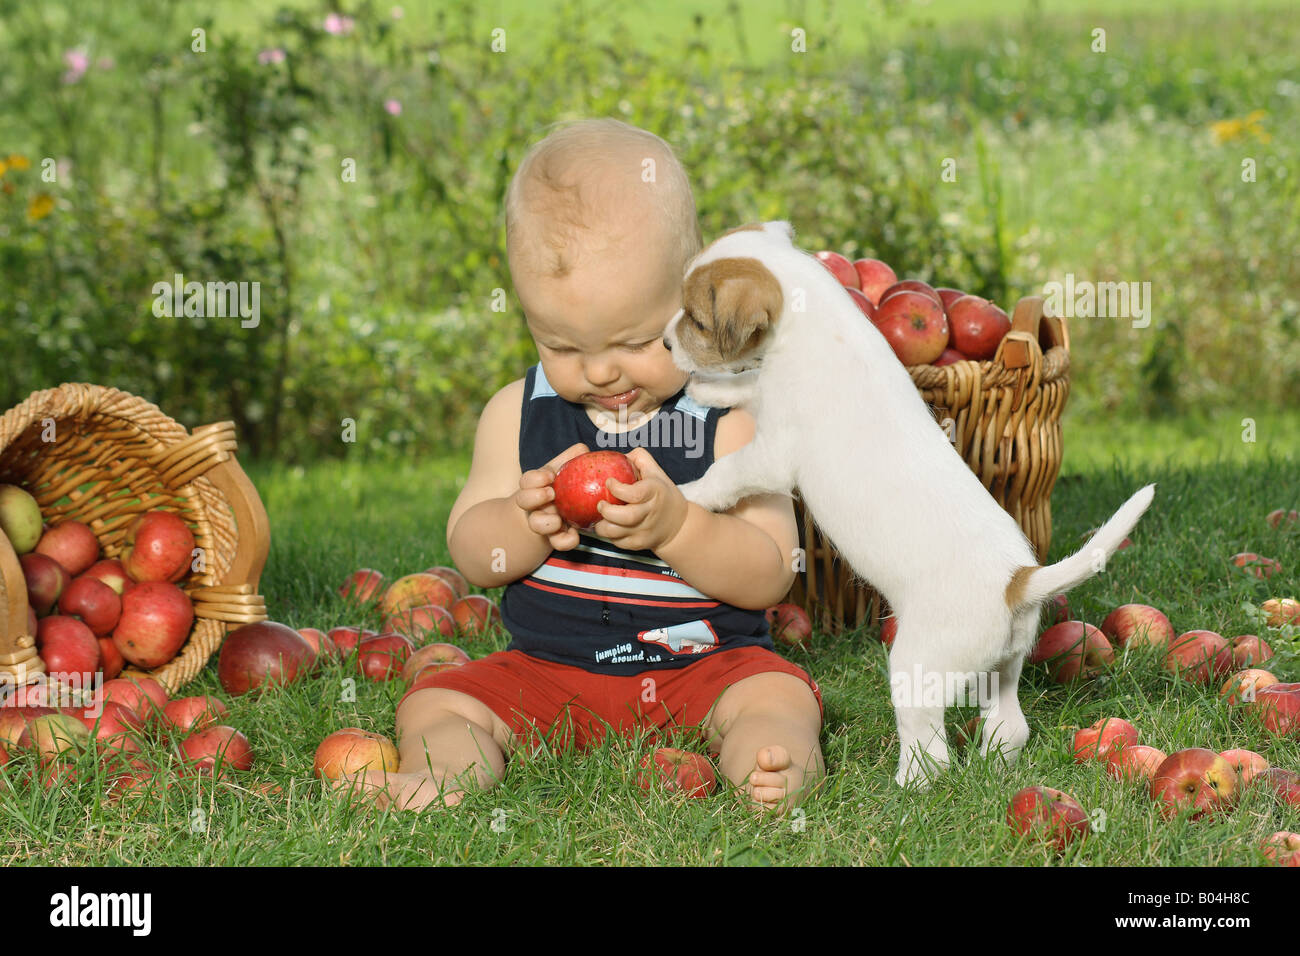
[713,405,756,458]
[474,376,527,446]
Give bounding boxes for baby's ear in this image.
[765,220,795,244]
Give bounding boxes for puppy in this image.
[662,220,1155,788]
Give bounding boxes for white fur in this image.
[664,221,1156,788]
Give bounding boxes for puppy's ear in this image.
[685,257,783,362]
[766,220,795,243]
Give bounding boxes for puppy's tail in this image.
[1007,484,1156,611]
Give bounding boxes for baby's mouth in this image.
[591,387,640,410]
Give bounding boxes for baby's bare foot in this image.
[328,767,465,811]
[744,745,799,813]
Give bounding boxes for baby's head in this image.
[506,119,700,423]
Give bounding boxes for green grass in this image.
[4,438,1296,865]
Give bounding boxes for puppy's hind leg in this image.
[888,629,950,789]
[978,614,1035,765]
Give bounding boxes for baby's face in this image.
[517,239,690,424]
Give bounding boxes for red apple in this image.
[880,616,897,648]
[765,603,811,648]
[0,705,55,746]
[1249,683,1300,736]
[217,620,317,695]
[1150,748,1239,819]
[1261,831,1300,867]
[99,676,169,722]
[1220,668,1279,706]
[424,566,470,601]
[946,295,1012,361]
[1029,622,1114,682]
[450,596,500,637]
[58,576,122,636]
[1253,768,1300,807]
[179,725,252,776]
[1106,744,1167,783]
[1072,717,1139,762]
[1099,604,1174,649]
[1262,598,1300,627]
[636,747,717,798]
[852,258,897,304]
[27,604,37,636]
[552,451,641,531]
[1164,630,1233,684]
[872,291,949,365]
[1231,634,1272,667]
[385,604,456,643]
[845,287,877,321]
[20,552,71,616]
[326,626,371,656]
[296,627,340,662]
[314,727,400,779]
[1266,509,1299,529]
[1218,749,1269,785]
[1006,786,1089,852]
[878,280,943,308]
[933,348,968,367]
[402,643,472,684]
[81,559,133,596]
[379,573,458,619]
[1231,552,1281,579]
[111,581,194,669]
[120,511,195,583]
[1047,594,1071,626]
[35,521,99,577]
[162,696,229,736]
[339,569,385,604]
[35,615,100,678]
[934,288,967,311]
[356,632,414,681]
[814,251,859,289]
[70,700,145,756]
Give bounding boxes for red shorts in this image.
[399,646,822,752]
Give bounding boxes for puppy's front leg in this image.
[678,436,791,513]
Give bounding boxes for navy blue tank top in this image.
[501,363,774,674]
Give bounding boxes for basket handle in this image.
[0,530,44,683]
[202,455,270,591]
[999,296,1069,369]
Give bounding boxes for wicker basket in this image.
[786,295,1070,633]
[0,384,270,693]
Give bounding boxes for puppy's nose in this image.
[662,336,672,352]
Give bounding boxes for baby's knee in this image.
[397,687,514,751]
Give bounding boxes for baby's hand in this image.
[514,442,590,551]
[591,447,689,553]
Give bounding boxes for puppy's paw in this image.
[677,477,736,513]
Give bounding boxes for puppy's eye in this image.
[685,312,705,331]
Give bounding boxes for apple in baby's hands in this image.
[1218,749,1269,785]
[851,259,897,305]
[314,727,401,779]
[1071,717,1138,762]
[636,747,717,798]
[20,553,71,616]
[1105,745,1167,783]
[111,581,194,669]
[120,511,195,583]
[1099,604,1174,648]
[35,521,100,577]
[1149,748,1239,819]
[553,451,640,531]
[1005,786,1089,852]
[814,251,859,290]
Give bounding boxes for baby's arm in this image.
[445,379,586,588]
[656,409,799,610]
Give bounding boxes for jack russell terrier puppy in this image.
[662,220,1155,788]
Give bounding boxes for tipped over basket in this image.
[0,383,270,693]
[786,295,1070,634]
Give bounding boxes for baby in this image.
[342,118,824,813]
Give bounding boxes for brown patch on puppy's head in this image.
[679,257,783,369]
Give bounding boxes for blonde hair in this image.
[505,118,701,281]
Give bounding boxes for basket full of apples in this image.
[0,383,270,695]
[789,252,1071,633]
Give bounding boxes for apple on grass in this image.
[552,451,640,531]
[99,677,169,723]
[1005,786,1089,852]
[35,521,100,577]
[379,573,458,619]
[1105,745,1167,783]
[296,627,340,662]
[339,569,385,604]
[1262,832,1300,867]
[1248,683,1300,736]
[1047,595,1071,626]
[111,581,194,669]
[314,728,400,779]
[450,596,500,637]
[402,643,471,684]
[19,713,90,763]
[1029,622,1114,682]
[178,725,252,777]
[1220,668,1278,706]
[1261,598,1300,628]
[1099,604,1174,649]
[1253,768,1300,807]
[356,633,415,681]
[1150,748,1239,819]
[814,251,859,290]
[0,483,43,553]
[880,616,897,649]
[1218,749,1269,785]
[765,603,811,648]
[852,259,896,305]
[385,604,456,642]
[1072,717,1139,762]
[1164,630,1233,685]
[327,626,372,656]
[1230,634,1272,667]
[424,566,470,601]
[1266,509,1299,529]
[1231,552,1281,579]
[871,291,950,366]
[70,700,145,756]
[635,748,717,798]
[162,696,229,736]
[120,510,196,583]
[20,553,71,617]
[218,620,318,695]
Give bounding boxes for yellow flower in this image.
[27,193,55,221]
[1210,118,1244,143]
[7,154,31,170]
[1210,111,1269,145]
[0,160,7,177]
